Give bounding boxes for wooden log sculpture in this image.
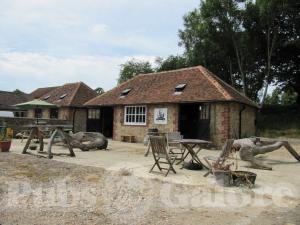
[232,138,300,170]
[64,132,108,151]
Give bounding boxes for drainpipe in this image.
[72,108,77,133]
[239,105,246,139]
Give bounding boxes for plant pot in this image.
[214,170,257,188]
[0,140,12,152]
[232,171,257,187]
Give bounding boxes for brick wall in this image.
[16,107,88,133]
[28,108,72,121]
[112,102,256,146]
[113,104,178,142]
[59,107,71,120]
[27,109,35,118]
[42,109,50,119]
[210,102,256,146]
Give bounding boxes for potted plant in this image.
[0,127,13,152]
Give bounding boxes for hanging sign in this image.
[154,108,168,124]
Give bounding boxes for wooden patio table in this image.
[179,139,211,169]
[22,124,74,159]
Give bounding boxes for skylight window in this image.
[59,93,67,99]
[120,88,131,98]
[175,83,187,92]
[44,95,51,100]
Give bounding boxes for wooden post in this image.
[22,128,36,154]
[57,129,75,157]
[47,129,58,159]
[38,128,44,152]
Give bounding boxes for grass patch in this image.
[259,129,300,139]
[86,175,101,183]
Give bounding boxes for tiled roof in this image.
[39,82,98,107]
[85,66,258,108]
[0,91,33,109]
[30,86,58,98]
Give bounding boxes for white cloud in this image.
[90,24,109,34]
[0,49,156,93]
[0,0,199,92]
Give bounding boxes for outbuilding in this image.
[85,66,259,146]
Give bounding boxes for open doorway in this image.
[179,103,210,140]
[87,107,114,138]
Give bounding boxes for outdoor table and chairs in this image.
[178,139,212,170]
[147,132,212,175]
[22,124,74,159]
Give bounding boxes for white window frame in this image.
[124,105,147,126]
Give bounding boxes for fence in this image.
[0,117,70,137]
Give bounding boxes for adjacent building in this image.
[29,82,98,132]
[85,66,259,146]
[0,90,33,117]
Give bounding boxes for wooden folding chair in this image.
[166,132,185,161]
[203,139,234,177]
[149,136,177,177]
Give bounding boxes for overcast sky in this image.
[0,0,199,93]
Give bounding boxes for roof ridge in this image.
[115,66,201,86]
[69,82,82,106]
[201,67,259,107]
[137,65,199,77]
[85,87,114,105]
[198,66,232,100]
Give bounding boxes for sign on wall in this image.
[154,108,168,125]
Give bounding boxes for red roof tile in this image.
[39,82,98,107]
[30,86,58,98]
[0,91,33,109]
[85,66,258,108]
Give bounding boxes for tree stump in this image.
[66,132,108,151]
[233,138,300,170]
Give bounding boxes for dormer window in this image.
[44,95,51,100]
[60,93,67,99]
[120,88,131,98]
[174,83,187,95]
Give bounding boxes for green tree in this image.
[265,88,281,105]
[155,55,188,72]
[179,0,263,99]
[281,90,297,106]
[118,59,154,84]
[256,0,299,106]
[13,89,23,94]
[94,87,104,95]
[178,0,299,104]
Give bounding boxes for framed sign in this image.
[154,108,168,125]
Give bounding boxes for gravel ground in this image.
[0,153,299,225]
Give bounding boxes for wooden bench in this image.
[121,135,135,143]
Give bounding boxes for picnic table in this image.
[22,124,74,159]
[179,139,211,169]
